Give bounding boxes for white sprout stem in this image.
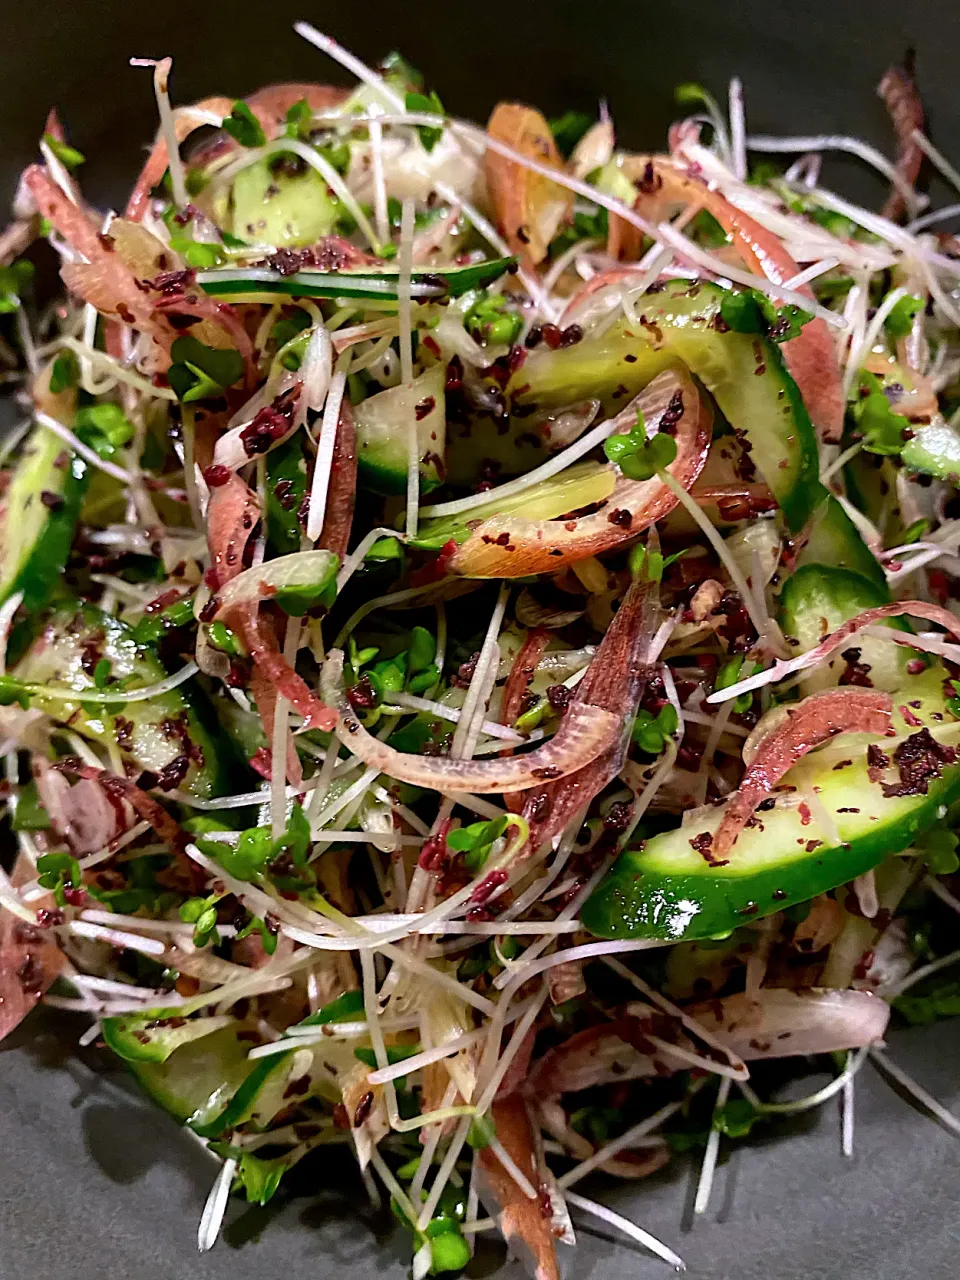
[335,526,400,592]
[739,1046,868,1114]
[870,1048,960,1139]
[881,947,960,999]
[910,129,960,200]
[306,368,346,541]
[270,619,301,840]
[841,1076,855,1158]
[398,197,418,539]
[729,77,746,181]
[923,874,960,917]
[389,690,523,743]
[432,180,557,320]
[601,956,747,1076]
[564,1191,686,1273]
[293,23,406,111]
[369,118,390,247]
[821,439,864,485]
[909,202,960,233]
[450,584,509,759]
[694,1076,732,1215]
[783,256,840,289]
[197,1156,237,1252]
[36,661,198,706]
[486,1133,538,1199]
[65,920,166,956]
[417,1115,472,1229]
[654,220,846,327]
[35,410,134,483]
[843,286,909,398]
[129,57,188,208]
[365,1028,485,1085]
[747,133,919,212]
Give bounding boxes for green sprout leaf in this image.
[167,336,245,403]
[719,288,812,342]
[405,90,445,152]
[885,294,924,339]
[296,988,365,1029]
[917,824,960,876]
[548,110,594,159]
[0,259,35,314]
[284,98,313,140]
[716,656,761,714]
[464,292,522,346]
[604,413,678,481]
[222,100,266,149]
[850,372,911,456]
[49,350,79,393]
[43,133,85,170]
[234,1151,288,1205]
[447,815,508,872]
[37,852,81,908]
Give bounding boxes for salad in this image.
[2,24,960,1276]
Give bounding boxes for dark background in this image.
[3,0,960,212]
[2,3,960,1277]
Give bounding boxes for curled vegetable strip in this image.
[206,472,260,588]
[707,599,960,706]
[321,650,619,794]
[448,369,710,577]
[0,854,66,1043]
[520,577,660,854]
[608,154,845,443]
[478,1096,561,1280]
[484,103,573,271]
[24,166,177,358]
[877,58,925,223]
[689,987,891,1060]
[712,688,893,860]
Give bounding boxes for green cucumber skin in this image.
[265,435,308,556]
[127,1027,250,1125]
[1,429,88,614]
[512,279,821,531]
[582,762,960,941]
[101,1011,231,1064]
[198,257,516,303]
[795,494,887,593]
[17,603,229,799]
[191,1052,291,1138]
[357,451,443,498]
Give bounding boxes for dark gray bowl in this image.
[3,3,960,1277]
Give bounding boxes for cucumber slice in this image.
[16,603,227,798]
[129,1025,250,1126]
[511,278,821,531]
[193,1035,355,1138]
[0,426,88,613]
[102,1008,234,1063]
[231,160,338,248]
[412,460,617,550]
[355,364,446,497]
[582,668,960,942]
[795,494,886,592]
[779,565,911,693]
